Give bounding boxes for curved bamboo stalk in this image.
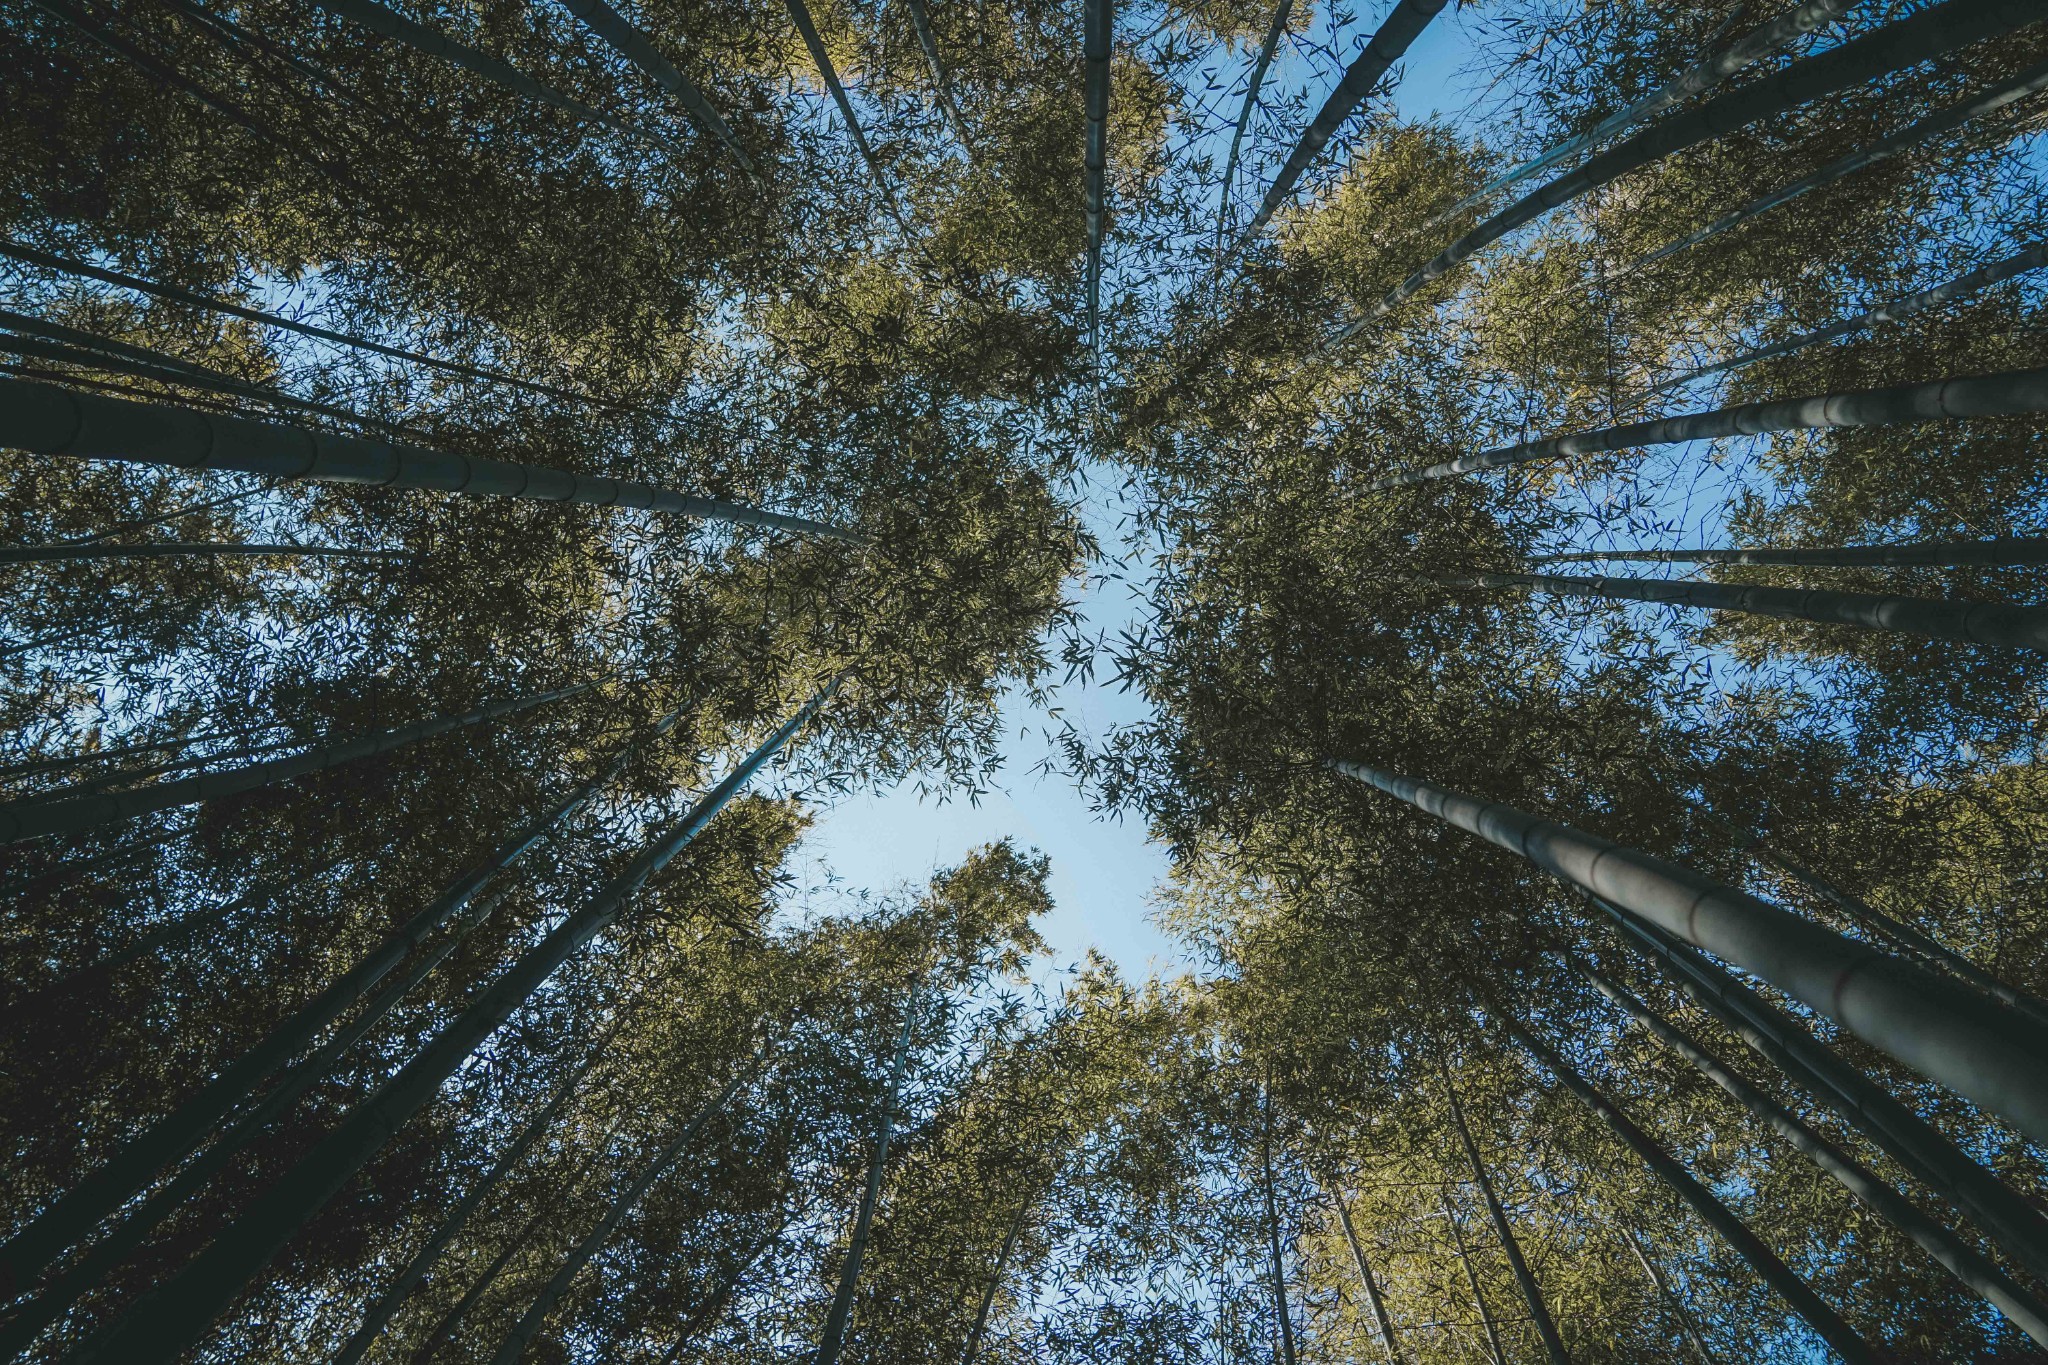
[1215,0,1295,247]
[1326,760,2048,1149]
[1435,568,2048,653]
[784,0,914,235]
[1335,0,2044,342]
[0,238,647,411]
[1531,537,2048,568]
[66,684,837,1365]
[1653,242,2048,392]
[0,703,683,1299]
[1600,903,2048,1288]
[1083,0,1112,349]
[1422,0,1864,229]
[816,979,922,1365]
[558,0,754,169]
[329,1033,613,1365]
[1636,56,2048,272]
[307,0,674,153]
[1371,364,2048,489]
[1443,1068,1568,1363]
[0,540,406,565]
[0,379,862,541]
[1512,1024,1880,1365]
[487,1066,754,1365]
[902,0,974,151]
[0,677,600,844]
[1230,0,1447,254]
[1579,961,2048,1347]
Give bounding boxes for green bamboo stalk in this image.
[1328,1180,1401,1364]
[1230,0,1447,253]
[486,1066,755,1365]
[1436,568,2048,653]
[901,0,974,151]
[0,378,862,541]
[784,0,914,234]
[815,979,922,1365]
[0,720,271,780]
[1260,1085,1299,1365]
[657,1198,808,1364]
[1335,0,2045,341]
[0,238,642,410]
[1579,960,2048,1347]
[0,540,406,566]
[557,0,754,169]
[1612,1221,1719,1365]
[1215,0,1294,247]
[1422,0,1864,229]
[1443,1068,1568,1363]
[1371,364,2048,489]
[1440,1188,1507,1365]
[1083,0,1112,348]
[1326,760,2048,1148]
[1530,536,2048,568]
[307,0,674,153]
[1635,56,2048,271]
[1512,1024,1879,1365]
[66,683,836,1364]
[1601,902,2048,1288]
[0,677,600,844]
[961,1188,1033,1364]
[0,702,682,1299]
[1653,242,2048,392]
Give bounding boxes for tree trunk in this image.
[1636,57,2048,272]
[1513,1024,1880,1365]
[1232,0,1446,252]
[962,1187,1033,1364]
[1531,536,2048,569]
[1260,1087,1299,1365]
[1083,0,1112,348]
[1326,1177,1401,1364]
[1441,1189,1506,1365]
[0,238,629,410]
[1613,1221,1720,1365]
[64,683,838,1364]
[0,379,861,542]
[1443,1067,1569,1363]
[305,0,673,153]
[328,1032,613,1365]
[1373,364,2048,488]
[1655,241,2048,392]
[487,1066,754,1365]
[1601,903,2048,1287]
[1424,0,1863,228]
[557,0,753,168]
[815,979,922,1365]
[0,677,599,845]
[1342,0,2043,336]
[1435,568,2048,653]
[901,0,974,152]
[1327,760,2048,1148]
[0,540,406,566]
[1580,960,2048,1347]
[1215,0,1295,247]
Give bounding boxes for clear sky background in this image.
[797,5,1492,980]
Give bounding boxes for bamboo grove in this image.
[2,0,2046,1359]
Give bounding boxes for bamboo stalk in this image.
[1531,537,2048,568]
[1443,1067,1568,1362]
[558,0,754,168]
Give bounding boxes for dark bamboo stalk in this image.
[1531,537,2048,568]
[1513,1024,1879,1365]
[1082,0,1112,348]
[66,683,837,1363]
[1215,0,1294,247]
[815,980,922,1365]
[1260,1087,1299,1365]
[1337,0,2044,338]
[901,0,974,151]
[1613,1221,1720,1365]
[1372,364,2048,489]
[558,0,753,168]
[1601,903,2048,1288]
[0,378,860,541]
[784,0,914,235]
[1436,568,2048,653]
[1328,1176,1401,1363]
[0,540,405,566]
[1327,761,2048,1149]
[0,678,599,844]
[1579,960,2048,1347]
[1443,1068,1568,1363]
[1230,0,1447,252]
[1636,57,2048,272]
[1441,1189,1506,1365]
[961,1187,1032,1363]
